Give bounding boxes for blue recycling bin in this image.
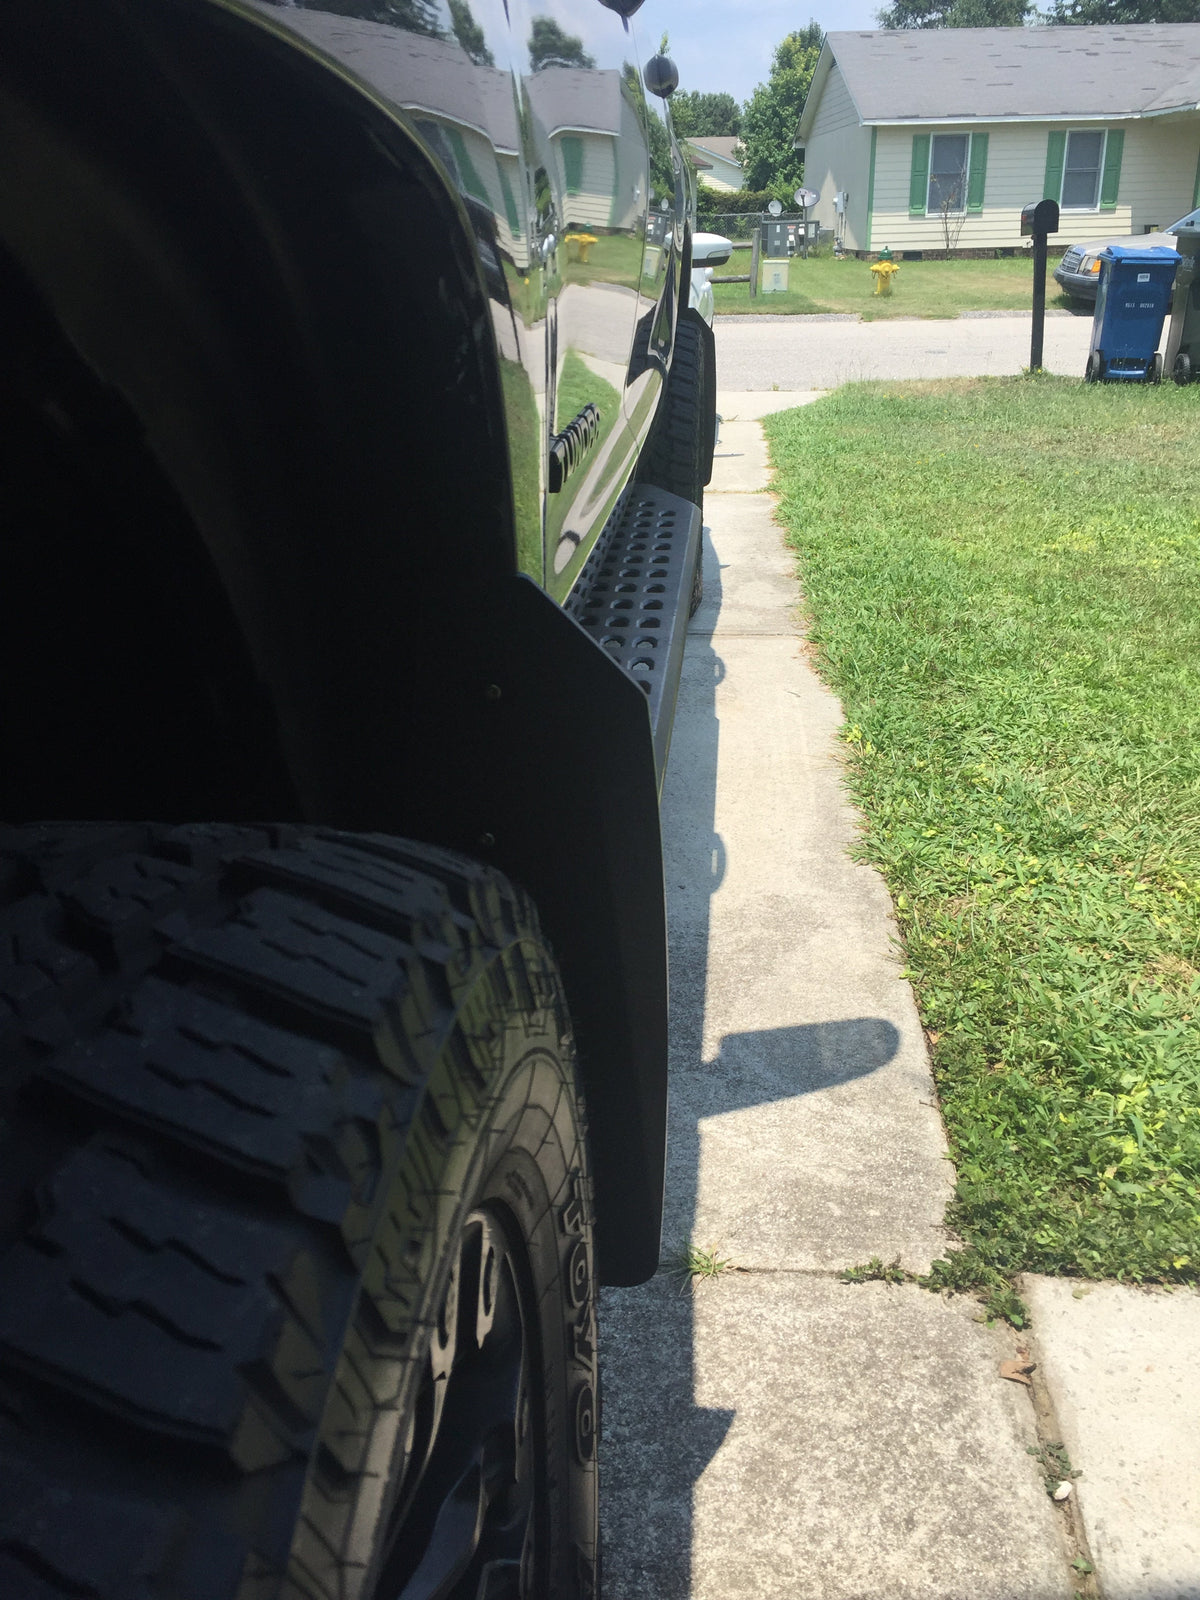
[1086,245,1180,383]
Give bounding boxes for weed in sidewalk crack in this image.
[669,1241,736,1292]
[1026,1439,1082,1498]
[839,1255,911,1285]
[837,1245,1030,1326]
[919,1246,1029,1328]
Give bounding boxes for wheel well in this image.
[0,0,516,825]
[0,247,294,822]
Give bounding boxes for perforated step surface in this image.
[564,486,700,784]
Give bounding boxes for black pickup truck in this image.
[0,1,714,1595]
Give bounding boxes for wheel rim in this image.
[374,1205,542,1600]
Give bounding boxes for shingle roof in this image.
[813,24,1200,127]
[523,67,625,137]
[249,5,626,152]
[255,2,633,144]
[684,136,744,164]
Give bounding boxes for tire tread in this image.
[637,317,707,507]
[0,823,582,1598]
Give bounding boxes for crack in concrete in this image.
[666,1252,1106,1599]
[1023,1331,1106,1600]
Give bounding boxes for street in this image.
[714,308,1096,389]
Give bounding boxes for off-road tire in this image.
[637,317,711,617]
[0,823,598,1600]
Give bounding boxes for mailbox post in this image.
[1022,199,1060,372]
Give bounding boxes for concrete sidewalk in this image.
[598,392,1200,1600]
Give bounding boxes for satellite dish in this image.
[795,187,819,208]
[767,199,783,216]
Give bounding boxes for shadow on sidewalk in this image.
[598,521,899,1598]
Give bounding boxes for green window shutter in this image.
[966,132,988,213]
[498,163,522,237]
[445,126,488,203]
[562,136,584,196]
[909,134,930,215]
[1043,129,1066,203]
[1100,128,1124,211]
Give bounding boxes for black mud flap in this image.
[464,563,683,1287]
[468,487,697,1284]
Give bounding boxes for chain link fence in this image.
[698,212,832,300]
[702,212,828,252]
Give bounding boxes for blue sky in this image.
[644,1,884,107]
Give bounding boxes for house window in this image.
[1062,130,1105,209]
[927,134,969,215]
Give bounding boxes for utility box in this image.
[762,258,790,293]
[763,219,790,257]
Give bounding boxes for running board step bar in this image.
[564,486,700,788]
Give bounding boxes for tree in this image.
[936,186,969,250]
[528,17,595,72]
[448,0,493,65]
[875,0,1031,22]
[738,24,822,196]
[1044,0,1200,18]
[670,91,742,141]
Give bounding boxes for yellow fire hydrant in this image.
[870,259,900,296]
[564,232,598,264]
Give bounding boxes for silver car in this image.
[1055,228,1178,302]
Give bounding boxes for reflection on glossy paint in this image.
[520,5,655,602]
[254,0,546,574]
[252,0,684,600]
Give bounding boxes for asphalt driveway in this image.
[714,309,1097,389]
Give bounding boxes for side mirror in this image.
[643,54,678,99]
[691,232,732,267]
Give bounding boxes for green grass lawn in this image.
[559,232,644,291]
[765,376,1200,1284]
[714,253,1081,320]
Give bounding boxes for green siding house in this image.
[796,25,1200,255]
